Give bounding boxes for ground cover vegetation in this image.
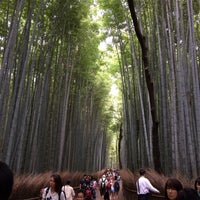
[0,0,199,180]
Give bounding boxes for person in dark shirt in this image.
[165,178,183,200]
[0,161,14,200]
[177,187,199,200]
[195,177,200,199]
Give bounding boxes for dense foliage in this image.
[0,0,199,178]
[0,0,112,173]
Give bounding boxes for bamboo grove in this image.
[0,0,199,178]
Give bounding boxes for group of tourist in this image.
[164,177,200,200]
[136,168,200,200]
[40,173,75,200]
[1,160,200,200]
[41,172,98,200]
[79,174,97,199]
[78,169,120,200]
[98,168,120,200]
[78,168,121,200]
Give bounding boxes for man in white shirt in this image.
[136,169,160,200]
[62,179,75,200]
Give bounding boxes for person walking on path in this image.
[62,179,75,200]
[136,169,160,200]
[99,174,108,199]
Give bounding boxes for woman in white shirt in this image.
[41,173,66,200]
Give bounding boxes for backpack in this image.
[45,187,66,200]
[114,181,120,192]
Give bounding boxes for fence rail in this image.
[123,186,165,200]
[14,184,165,200]
[20,198,40,200]
[16,186,81,200]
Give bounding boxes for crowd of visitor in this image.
[136,168,200,200]
[79,168,120,200]
[0,161,200,200]
[98,168,120,200]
